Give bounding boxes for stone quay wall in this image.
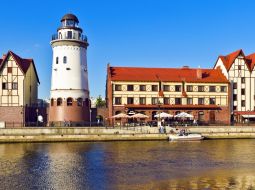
[0,126,255,142]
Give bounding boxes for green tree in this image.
[96,95,106,107]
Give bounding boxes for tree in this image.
[95,95,106,107]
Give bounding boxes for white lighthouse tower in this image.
[49,14,90,124]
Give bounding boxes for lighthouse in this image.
[49,14,90,124]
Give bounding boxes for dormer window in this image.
[63,56,67,64]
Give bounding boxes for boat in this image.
[169,130,204,141]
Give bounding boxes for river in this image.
[0,140,255,190]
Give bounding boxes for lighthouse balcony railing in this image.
[51,34,88,42]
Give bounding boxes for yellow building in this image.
[106,65,230,125]
[0,51,40,127]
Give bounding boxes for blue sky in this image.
[0,0,255,99]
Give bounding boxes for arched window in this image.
[51,98,54,106]
[57,98,62,106]
[59,32,62,39]
[56,57,59,64]
[77,98,83,106]
[67,97,73,106]
[63,56,67,64]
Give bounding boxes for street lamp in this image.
[36,108,39,127]
[89,109,92,127]
[157,100,161,128]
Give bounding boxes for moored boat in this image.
[169,131,204,141]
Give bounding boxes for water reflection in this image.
[0,140,255,189]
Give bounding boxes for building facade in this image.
[106,65,231,125]
[49,14,90,124]
[0,51,40,126]
[214,49,255,122]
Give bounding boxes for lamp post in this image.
[36,108,39,127]
[89,109,92,127]
[157,100,161,128]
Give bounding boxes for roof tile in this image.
[109,66,228,83]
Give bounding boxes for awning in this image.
[242,115,255,118]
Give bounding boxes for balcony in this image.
[51,34,88,42]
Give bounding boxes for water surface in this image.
[0,140,255,190]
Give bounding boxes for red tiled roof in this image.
[109,66,228,83]
[0,51,40,83]
[217,49,255,72]
[218,49,244,71]
[246,52,255,71]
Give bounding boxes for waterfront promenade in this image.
[1,126,255,142]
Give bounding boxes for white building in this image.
[214,49,255,121]
[49,14,90,123]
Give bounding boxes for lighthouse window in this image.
[57,98,62,106]
[77,98,83,106]
[67,97,73,106]
[56,57,59,64]
[63,56,67,64]
[67,31,72,39]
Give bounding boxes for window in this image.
[209,86,216,92]
[127,97,134,104]
[115,97,121,105]
[67,97,73,106]
[233,82,237,89]
[7,67,12,73]
[56,57,59,64]
[241,100,245,107]
[67,31,72,39]
[127,85,134,91]
[175,98,182,105]
[12,82,18,90]
[151,97,158,105]
[63,56,67,64]
[51,98,54,106]
[152,85,158,91]
[241,77,245,83]
[238,65,241,70]
[241,89,245,95]
[209,98,216,105]
[233,94,237,101]
[198,86,204,92]
[115,85,122,91]
[175,85,181,92]
[187,85,193,92]
[187,98,193,105]
[77,98,83,106]
[2,83,7,90]
[140,85,146,91]
[221,86,227,92]
[57,98,62,106]
[163,85,170,91]
[164,97,170,105]
[198,98,204,105]
[139,97,146,105]
[233,106,237,110]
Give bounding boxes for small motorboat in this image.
[169,128,204,141]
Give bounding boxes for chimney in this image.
[197,66,202,79]
[2,54,6,59]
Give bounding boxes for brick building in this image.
[106,64,231,126]
[0,51,40,127]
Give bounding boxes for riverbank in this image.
[1,126,255,142]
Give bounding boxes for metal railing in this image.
[51,34,88,42]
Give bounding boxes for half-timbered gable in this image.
[0,51,40,126]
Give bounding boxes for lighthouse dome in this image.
[61,13,79,23]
